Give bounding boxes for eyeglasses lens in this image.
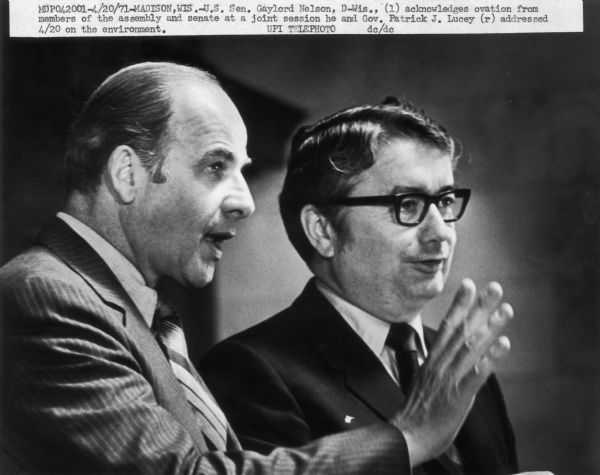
[397,193,464,225]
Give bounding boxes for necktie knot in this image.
[386,322,421,353]
[154,294,179,324]
[153,294,188,356]
[386,322,421,394]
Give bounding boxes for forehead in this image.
[167,81,247,150]
[355,137,454,193]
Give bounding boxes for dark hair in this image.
[65,62,219,192]
[279,97,459,263]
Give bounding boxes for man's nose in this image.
[224,173,255,219]
[418,204,455,242]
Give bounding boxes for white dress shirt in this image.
[315,280,428,387]
[316,280,464,466]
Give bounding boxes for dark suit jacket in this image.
[200,279,519,475]
[1,218,410,474]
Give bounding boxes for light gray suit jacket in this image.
[0,218,409,474]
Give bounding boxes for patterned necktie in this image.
[153,295,229,450]
[386,323,421,394]
[387,323,463,475]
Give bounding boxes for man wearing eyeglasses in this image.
[200,99,519,474]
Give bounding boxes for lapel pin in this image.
[344,415,355,424]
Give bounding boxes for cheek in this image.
[445,231,458,263]
[152,189,214,232]
[376,228,418,260]
[345,232,401,273]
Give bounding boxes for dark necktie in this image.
[387,323,463,475]
[386,322,421,394]
[153,295,229,450]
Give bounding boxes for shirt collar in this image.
[315,280,427,359]
[57,212,157,326]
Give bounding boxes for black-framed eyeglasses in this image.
[329,188,471,227]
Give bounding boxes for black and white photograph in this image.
[1,1,598,473]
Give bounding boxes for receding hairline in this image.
[165,79,243,138]
[168,77,231,113]
[98,61,219,89]
[93,62,225,124]
[150,69,235,147]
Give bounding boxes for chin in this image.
[407,279,446,302]
[181,264,215,288]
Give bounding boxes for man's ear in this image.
[105,145,146,204]
[300,204,337,258]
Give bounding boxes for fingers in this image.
[459,299,513,393]
[464,298,512,360]
[462,335,511,394]
[463,282,504,346]
[427,280,513,390]
[439,279,477,342]
[392,279,514,465]
[429,278,476,366]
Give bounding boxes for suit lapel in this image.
[35,217,207,448]
[454,373,514,473]
[294,284,509,473]
[297,280,406,421]
[226,426,242,450]
[36,217,140,321]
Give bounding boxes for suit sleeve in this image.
[1,275,410,474]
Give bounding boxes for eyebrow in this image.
[391,184,457,194]
[201,148,235,163]
[196,148,253,169]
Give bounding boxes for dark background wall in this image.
[2,3,599,473]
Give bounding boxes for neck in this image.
[312,263,423,324]
[63,189,138,271]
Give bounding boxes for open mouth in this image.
[205,231,235,251]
